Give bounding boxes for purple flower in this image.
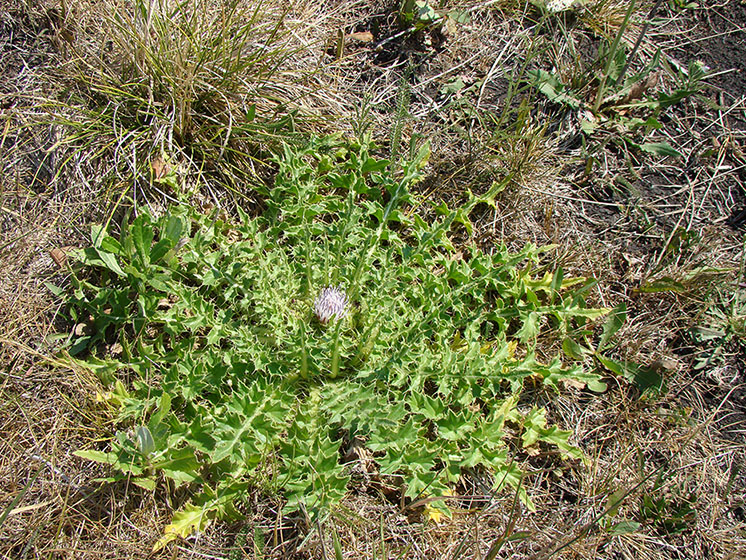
[314,286,348,324]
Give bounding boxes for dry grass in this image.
[2,0,745,558]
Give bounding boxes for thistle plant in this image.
[66,134,610,549]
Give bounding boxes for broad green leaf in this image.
[155,449,200,485]
[528,69,582,109]
[151,391,172,426]
[562,337,591,361]
[149,239,172,263]
[608,520,641,535]
[44,282,65,297]
[586,378,608,393]
[361,157,390,174]
[605,487,627,517]
[597,354,664,392]
[71,356,125,385]
[131,215,153,265]
[638,277,686,293]
[410,393,446,420]
[639,142,682,158]
[436,410,475,441]
[163,214,184,245]
[74,449,118,465]
[210,417,252,463]
[100,236,123,255]
[80,247,125,277]
[131,477,156,491]
[598,303,626,352]
[90,224,106,248]
[136,426,155,456]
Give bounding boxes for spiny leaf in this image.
[153,503,212,552]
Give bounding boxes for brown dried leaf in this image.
[348,31,374,43]
[151,157,170,180]
[49,248,67,268]
[623,72,660,104]
[524,445,541,457]
[49,246,76,268]
[562,377,587,390]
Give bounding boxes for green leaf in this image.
[638,277,686,293]
[163,214,184,245]
[442,77,465,95]
[210,416,252,463]
[99,236,123,255]
[44,282,65,297]
[598,303,626,352]
[74,449,118,465]
[638,142,682,158]
[154,449,200,485]
[361,157,390,174]
[332,525,344,560]
[80,247,125,277]
[410,393,446,420]
[608,520,641,535]
[131,215,154,265]
[136,426,155,456]
[131,477,156,491]
[447,9,470,24]
[90,224,106,248]
[475,179,508,208]
[436,410,475,441]
[516,312,540,342]
[580,118,598,135]
[550,267,563,304]
[562,337,592,361]
[605,487,627,517]
[597,354,664,392]
[410,141,431,174]
[528,69,582,109]
[586,378,608,393]
[149,239,172,263]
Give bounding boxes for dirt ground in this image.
[1,1,745,559]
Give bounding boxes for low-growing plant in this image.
[638,471,697,535]
[528,0,707,157]
[689,244,746,371]
[65,134,611,549]
[397,0,470,38]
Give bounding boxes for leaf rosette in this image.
[67,135,608,545]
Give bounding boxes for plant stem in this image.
[330,319,343,378]
[613,0,665,89]
[592,0,637,114]
[300,321,309,379]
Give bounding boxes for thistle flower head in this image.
[314,286,349,324]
